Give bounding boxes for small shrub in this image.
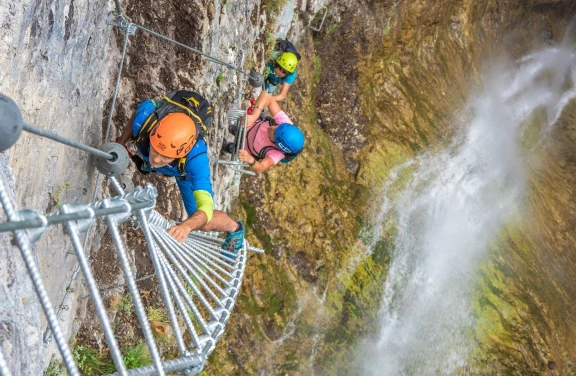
[118,293,133,315]
[44,360,65,376]
[73,345,114,375]
[122,343,152,369]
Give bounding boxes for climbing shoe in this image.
[228,123,239,135]
[221,221,245,257]
[222,142,235,154]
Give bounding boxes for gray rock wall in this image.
[0,0,299,373]
[0,0,121,371]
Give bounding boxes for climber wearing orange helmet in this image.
[117,91,245,254]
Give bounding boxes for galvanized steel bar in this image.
[136,209,187,361]
[186,238,238,263]
[190,231,264,254]
[154,255,188,354]
[104,200,165,376]
[184,237,238,267]
[154,231,222,312]
[179,240,236,279]
[21,123,114,160]
[173,242,231,296]
[0,201,153,233]
[172,245,228,297]
[151,227,214,329]
[155,252,209,341]
[108,355,204,376]
[156,253,201,350]
[0,178,80,376]
[131,23,254,79]
[62,205,128,375]
[109,176,126,196]
[113,0,123,16]
[154,229,228,303]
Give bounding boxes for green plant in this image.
[216,73,225,84]
[44,360,65,376]
[147,307,167,322]
[313,56,322,85]
[122,343,152,369]
[48,182,72,210]
[262,0,289,17]
[73,345,114,375]
[118,293,133,315]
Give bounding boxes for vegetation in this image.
[44,360,65,376]
[262,0,289,17]
[118,293,133,315]
[71,342,152,375]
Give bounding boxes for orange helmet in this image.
[150,113,197,158]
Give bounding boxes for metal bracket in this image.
[17,210,48,243]
[60,204,96,233]
[108,16,136,35]
[308,6,328,32]
[99,198,133,224]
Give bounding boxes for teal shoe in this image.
[222,221,245,256]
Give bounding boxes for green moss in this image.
[241,199,274,252]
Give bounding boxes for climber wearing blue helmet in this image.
[226,91,305,174]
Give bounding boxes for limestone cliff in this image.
[206,0,576,375]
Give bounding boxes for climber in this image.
[116,91,244,254]
[223,91,305,174]
[262,39,301,102]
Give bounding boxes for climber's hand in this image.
[238,150,254,165]
[167,223,192,243]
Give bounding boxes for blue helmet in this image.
[274,123,305,155]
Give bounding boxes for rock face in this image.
[0,0,114,371]
[0,0,265,372]
[205,0,576,375]
[2,0,576,374]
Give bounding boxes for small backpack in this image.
[133,90,213,173]
[275,39,301,61]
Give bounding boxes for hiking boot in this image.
[222,142,235,154]
[221,221,245,257]
[228,123,239,135]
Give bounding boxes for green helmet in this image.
[276,52,298,73]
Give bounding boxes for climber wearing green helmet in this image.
[263,41,300,102]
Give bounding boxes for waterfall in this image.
[361,36,576,375]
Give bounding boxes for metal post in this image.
[136,209,187,356]
[113,0,123,16]
[0,178,80,376]
[22,123,114,160]
[103,199,165,376]
[62,205,128,375]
